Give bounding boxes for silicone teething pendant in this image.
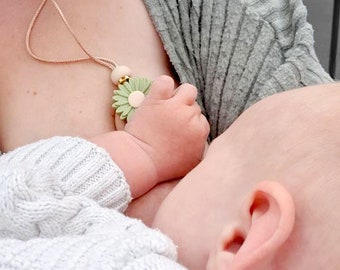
[112,66,151,121]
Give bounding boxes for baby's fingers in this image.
[188,103,210,140]
[146,75,175,101]
[173,83,198,105]
[200,113,210,138]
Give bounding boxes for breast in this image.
[0,0,176,152]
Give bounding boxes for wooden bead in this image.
[111,66,132,85]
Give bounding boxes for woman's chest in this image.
[0,0,175,152]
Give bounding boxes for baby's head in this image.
[152,83,340,269]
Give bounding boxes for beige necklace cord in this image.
[26,0,152,122]
[26,0,117,70]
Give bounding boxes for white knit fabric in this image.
[0,137,186,269]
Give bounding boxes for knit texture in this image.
[0,136,130,210]
[143,0,333,139]
[0,137,185,269]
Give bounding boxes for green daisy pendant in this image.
[112,77,152,122]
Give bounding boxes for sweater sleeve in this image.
[0,136,131,211]
[143,0,333,139]
[0,136,131,240]
[0,179,184,269]
[0,138,185,269]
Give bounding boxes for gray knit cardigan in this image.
[144,0,332,138]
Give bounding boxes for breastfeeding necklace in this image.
[26,0,152,122]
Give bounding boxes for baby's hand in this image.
[125,75,210,183]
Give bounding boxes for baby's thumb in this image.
[147,75,175,101]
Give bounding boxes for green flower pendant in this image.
[112,77,152,122]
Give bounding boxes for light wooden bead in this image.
[111,66,132,85]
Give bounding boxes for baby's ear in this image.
[207,181,296,270]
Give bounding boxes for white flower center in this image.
[128,91,145,108]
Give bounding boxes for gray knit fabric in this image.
[143,0,333,138]
[0,137,185,270]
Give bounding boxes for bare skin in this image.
[126,179,179,226]
[91,76,209,199]
[152,83,340,269]
[0,0,176,152]
[0,0,184,223]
